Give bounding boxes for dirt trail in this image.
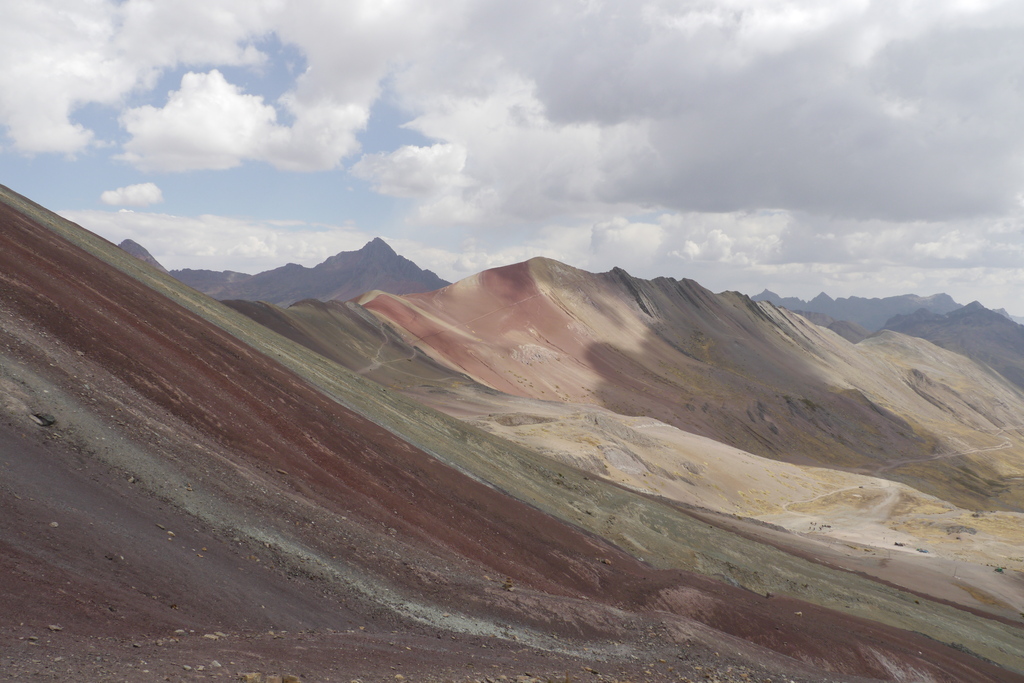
[874,427,1021,474]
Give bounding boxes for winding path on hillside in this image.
[873,423,1024,474]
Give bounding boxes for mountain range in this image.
[162,237,450,305]
[4,182,1024,681]
[753,289,964,331]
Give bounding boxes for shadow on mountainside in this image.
[582,276,931,469]
[583,275,1024,513]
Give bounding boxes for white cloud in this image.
[61,209,373,273]
[390,73,648,226]
[352,143,471,197]
[100,182,164,207]
[118,70,363,172]
[0,0,278,155]
[371,0,1024,229]
[119,70,279,172]
[590,217,666,268]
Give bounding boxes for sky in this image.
[4,1,1024,314]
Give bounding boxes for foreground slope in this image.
[3,185,1023,681]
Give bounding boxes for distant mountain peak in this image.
[117,239,168,274]
[752,288,962,331]
[172,237,449,305]
[361,236,395,254]
[810,292,835,305]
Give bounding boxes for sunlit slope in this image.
[422,386,1024,617]
[5,185,1024,676]
[361,257,1024,510]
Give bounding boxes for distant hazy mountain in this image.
[994,307,1024,326]
[883,301,1024,391]
[171,267,251,291]
[172,237,449,305]
[754,289,962,331]
[117,238,168,274]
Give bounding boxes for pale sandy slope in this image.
[409,381,1024,621]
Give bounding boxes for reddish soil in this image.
[1,194,1022,681]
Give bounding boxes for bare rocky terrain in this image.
[2,183,1024,682]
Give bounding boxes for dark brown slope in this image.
[173,237,449,305]
[1,190,1021,682]
[883,301,1024,391]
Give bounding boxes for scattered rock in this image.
[47,624,62,631]
[31,413,55,427]
[49,522,58,528]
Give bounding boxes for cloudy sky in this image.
[4,1,1024,313]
